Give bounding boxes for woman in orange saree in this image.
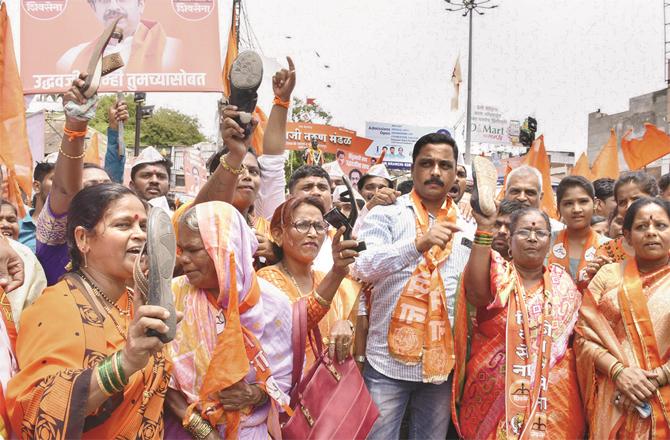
[575,197,670,439]
[257,196,360,367]
[452,207,585,440]
[6,184,173,439]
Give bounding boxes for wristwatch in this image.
[355,355,366,364]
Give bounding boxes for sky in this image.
[7,0,666,155]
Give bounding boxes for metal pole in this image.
[465,9,473,164]
[134,101,141,156]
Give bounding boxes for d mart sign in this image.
[469,105,519,145]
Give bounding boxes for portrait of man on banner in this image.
[57,0,183,74]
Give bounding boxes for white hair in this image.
[506,165,543,193]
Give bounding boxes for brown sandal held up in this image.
[81,17,125,98]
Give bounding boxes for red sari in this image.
[452,252,585,439]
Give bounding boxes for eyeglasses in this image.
[292,220,328,235]
[513,228,550,240]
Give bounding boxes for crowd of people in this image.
[0,55,668,440]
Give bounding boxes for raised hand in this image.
[108,99,129,130]
[331,226,360,276]
[367,187,400,210]
[272,56,296,102]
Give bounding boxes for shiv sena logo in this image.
[391,327,421,354]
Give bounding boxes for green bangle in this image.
[114,351,128,385]
[97,361,118,395]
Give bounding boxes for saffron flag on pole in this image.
[451,56,462,111]
[621,123,670,170]
[590,129,619,179]
[571,152,594,180]
[221,2,238,98]
[0,3,33,216]
[523,135,557,219]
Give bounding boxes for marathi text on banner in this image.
[20,0,226,93]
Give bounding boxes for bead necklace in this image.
[79,270,131,316]
[79,271,131,340]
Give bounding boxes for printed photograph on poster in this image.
[20,0,226,93]
[364,121,449,170]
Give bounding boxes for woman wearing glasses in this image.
[452,207,585,439]
[258,196,360,367]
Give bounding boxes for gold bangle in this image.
[219,153,246,175]
[608,361,622,379]
[312,290,331,308]
[612,365,625,383]
[186,413,214,440]
[59,146,86,160]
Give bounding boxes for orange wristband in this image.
[63,126,88,142]
[273,96,290,109]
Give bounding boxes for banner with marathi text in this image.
[285,122,374,179]
[20,0,226,93]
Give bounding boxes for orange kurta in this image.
[6,276,170,439]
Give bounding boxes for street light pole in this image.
[445,0,498,164]
[466,9,473,164]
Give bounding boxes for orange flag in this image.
[0,4,32,215]
[220,4,266,156]
[590,128,619,179]
[497,163,512,201]
[571,152,595,180]
[523,135,557,219]
[84,131,100,165]
[221,3,238,98]
[621,123,670,170]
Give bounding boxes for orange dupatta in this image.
[387,190,457,383]
[618,259,670,437]
[547,228,599,289]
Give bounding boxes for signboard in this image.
[364,121,447,170]
[469,105,521,146]
[20,0,225,93]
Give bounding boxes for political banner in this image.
[364,121,447,170]
[20,0,225,93]
[183,150,207,197]
[285,122,372,155]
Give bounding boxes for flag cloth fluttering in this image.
[221,3,265,156]
[590,128,619,179]
[621,123,670,170]
[570,152,595,180]
[451,56,462,111]
[0,4,33,216]
[523,135,557,219]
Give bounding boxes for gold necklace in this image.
[281,261,314,295]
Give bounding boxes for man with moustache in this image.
[353,132,471,439]
[58,0,182,74]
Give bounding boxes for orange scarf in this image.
[618,259,670,437]
[504,268,556,440]
[547,228,598,288]
[387,190,457,383]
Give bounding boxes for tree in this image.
[141,108,206,146]
[285,98,335,179]
[291,97,333,124]
[88,94,207,147]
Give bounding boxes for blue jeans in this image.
[363,362,452,440]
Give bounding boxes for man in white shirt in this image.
[353,132,470,439]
